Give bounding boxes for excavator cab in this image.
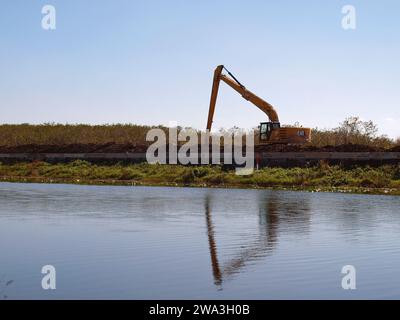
[259,122,280,142]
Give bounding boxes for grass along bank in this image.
[1,160,400,195]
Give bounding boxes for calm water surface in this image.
[1,182,400,299]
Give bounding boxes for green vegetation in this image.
[0,117,398,148]
[309,117,398,148]
[0,123,162,145]
[0,118,398,195]
[1,160,400,195]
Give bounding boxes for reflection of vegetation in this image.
[1,160,400,195]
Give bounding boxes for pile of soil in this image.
[254,143,385,152]
[0,143,150,153]
[0,143,398,153]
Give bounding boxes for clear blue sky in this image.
[1,0,399,138]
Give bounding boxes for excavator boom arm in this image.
[206,65,224,131]
[206,65,279,131]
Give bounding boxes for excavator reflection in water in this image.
[204,191,311,287]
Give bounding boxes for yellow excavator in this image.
[206,65,311,144]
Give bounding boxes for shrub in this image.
[192,167,210,178]
[393,165,400,180]
[70,160,91,167]
[360,178,375,187]
[177,170,195,184]
[205,173,225,184]
[120,168,142,180]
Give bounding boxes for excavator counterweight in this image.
[206,65,311,144]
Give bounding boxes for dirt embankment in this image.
[0,143,149,153]
[255,143,396,152]
[0,142,399,154]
